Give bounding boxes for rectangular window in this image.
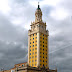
[43,45,44,47]
[43,60,44,62]
[30,57,31,59]
[33,49,34,51]
[30,49,31,51]
[33,52,34,54]
[32,60,34,62]
[30,53,31,55]
[32,56,34,58]
[33,45,34,47]
[33,38,34,40]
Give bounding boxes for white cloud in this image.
[29,0,61,7]
[0,0,11,14]
[50,8,68,20]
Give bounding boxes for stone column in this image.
[28,35,30,64]
[47,35,49,68]
[37,32,40,67]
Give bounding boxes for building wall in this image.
[29,33,37,67]
[14,62,27,68]
[0,70,11,72]
[40,33,48,68]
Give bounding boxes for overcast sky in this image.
[0,0,72,72]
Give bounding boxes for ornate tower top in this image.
[35,2,42,22]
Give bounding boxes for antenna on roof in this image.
[38,2,40,8]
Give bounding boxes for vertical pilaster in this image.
[28,35,30,65]
[47,36,49,68]
[37,32,40,67]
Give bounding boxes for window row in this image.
[40,45,47,48]
[30,44,37,47]
[30,37,37,39]
[40,64,47,67]
[30,56,47,59]
[30,48,37,51]
[40,45,47,47]
[30,56,37,59]
[40,48,47,51]
[40,56,47,59]
[40,52,47,55]
[30,41,37,44]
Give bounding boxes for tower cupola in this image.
[35,2,42,22]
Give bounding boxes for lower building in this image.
[0,62,57,72]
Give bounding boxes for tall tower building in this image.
[28,4,49,68]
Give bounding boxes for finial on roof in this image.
[37,2,40,10]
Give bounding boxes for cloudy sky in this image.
[0,0,72,72]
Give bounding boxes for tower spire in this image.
[38,2,39,8]
[38,2,40,9]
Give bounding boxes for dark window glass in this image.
[33,45,34,47]
[33,38,34,40]
[43,64,44,66]
[43,38,44,40]
[33,41,34,43]
[43,45,44,47]
[43,41,44,43]
[43,56,44,58]
[30,53,31,55]
[43,35,44,36]
[43,60,44,62]
[43,49,44,51]
[43,53,44,54]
